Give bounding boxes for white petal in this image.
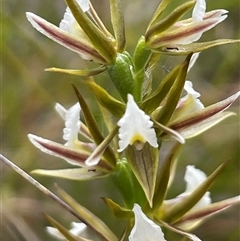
[182,81,204,111]
[63,103,81,146]
[60,0,90,35]
[129,204,167,241]
[117,94,158,152]
[55,103,67,120]
[182,165,211,209]
[187,53,200,72]
[70,222,87,236]
[192,0,206,22]
[46,226,65,240]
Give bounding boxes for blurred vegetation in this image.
[1,0,239,240]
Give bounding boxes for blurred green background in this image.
[1,0,239,240]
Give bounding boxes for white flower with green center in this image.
[129,204,167,241]
[118,94,158,152]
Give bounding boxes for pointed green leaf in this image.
[126,144,159,207]
[45,66,107,77]
[86,79,125,117]
[155,54,192,125]
[109,0,125,52]
[85,126,118,166]
[107,52,134,102]
[151,143,183,212]
[72,84,116,167]
[162,160,230,223]
[155,39,240,55]
[56,185,118,241]
[147,0,172,28]
[146,1,195,41]
[65,0,116,63]
[102,198,133,219]
[140,56,181,114]
[31,168,108,180]
[45,214,91,241]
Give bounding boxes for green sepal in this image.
[107,52,134,102]
[126,144,159,207]
[141,60,182,114]
[72,84,116,167]
[151,143,183,212]
[86,79,125,118]
[102,197,133,219]
[65,0,116,64]
[161,160,230,223]
[44,214,91,241]
[146,1,195,41]
[155,54,192,125]
[56,185,118,241]
[154,39,240,55]
[111,158,146,208]
[109,0,126,52]
[147,0,172,29]
[45,66,107,77]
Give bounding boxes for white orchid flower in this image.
[118,94,158,152]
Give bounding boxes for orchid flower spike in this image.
[117,94,158,152]
[129,204,167,241]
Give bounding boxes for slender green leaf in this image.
[109,0,126,52]
[155,39,240,55]
[141,60,181,114]
[102,198,133,219]
[155,54,192,125]
[45,214,91,241]
[146,1,195,41]
[31,168,108,180]
[45,66,107,77]
[72,84,116,167]
[86,79,125,117]
[56,185,118,241]
[147,0,172,28]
